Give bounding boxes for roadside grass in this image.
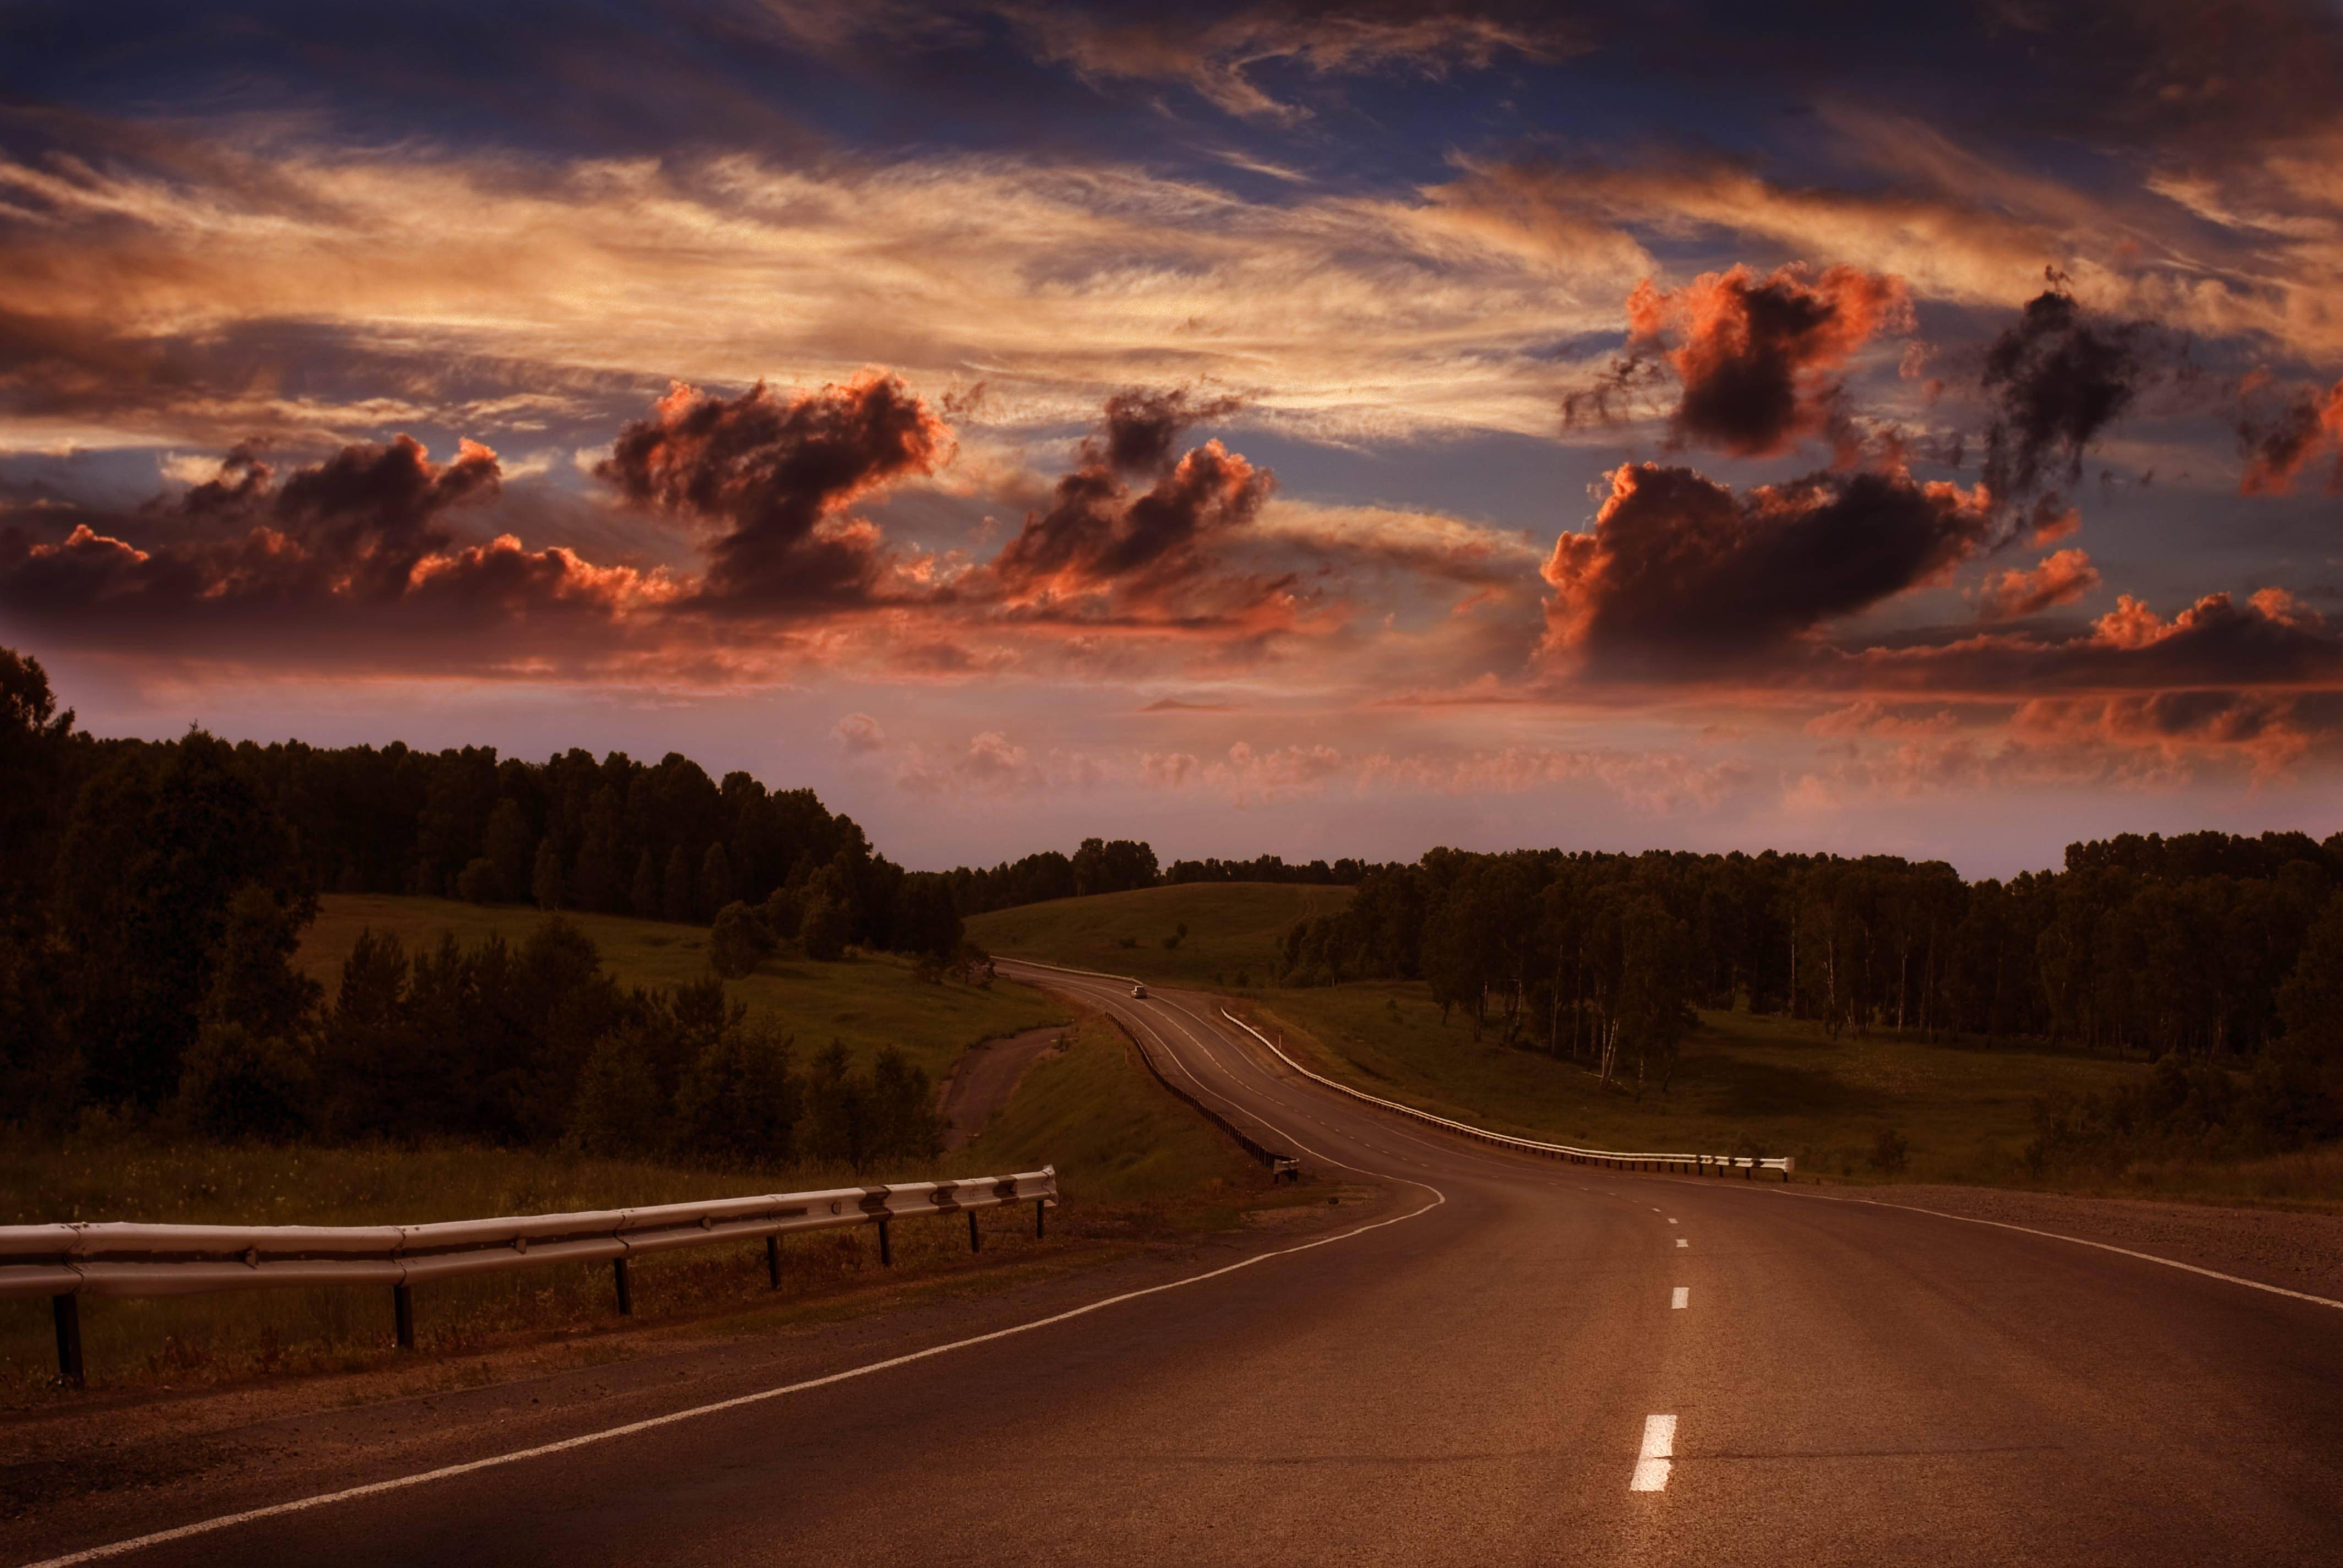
[966,882,1349,989]
[303,894,1066,1080]
[971,884,2342,1207]
[1248,983,2144,1184]
[950,1013,1258,1213]
[0,1011,1266,1401]
[1247,984,2343,1206]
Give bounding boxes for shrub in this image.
[566,1030,664,1157]
[455,857,505,905]
[709,900,773,979]
[177,1021,314,1142]
[676,1026,801,1167]
[800,894,850,962]
[1869,1126,1911,1173]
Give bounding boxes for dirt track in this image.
[939,1026,1067,1149]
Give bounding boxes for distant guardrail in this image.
[994,960,1300,1181]
[2,1168,1058,1387]
[1218,1009,1795,1181]
[1102,1016,1301,1182]
[994,957,1790,1183]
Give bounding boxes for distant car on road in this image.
[1130,983,1148,998]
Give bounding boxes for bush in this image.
[676,1027,801,1167]
[803,1041,944,1172]
[566,1030,664,1157]
[177,1021,314,1142]
[1869,1126,1911,1173]
[709,901,773,979]
[800,894,850,962]
[455,857,505,905]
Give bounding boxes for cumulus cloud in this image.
[597,372,951,614]
[2236,373,2343,494]
[833,711,887,753]
[1973,547,2101,622]
[1352,745,1751,814]
[1844,587,2343,700]
[1540,461,1993,675]
[0,435,670,673]
[1573,264,1909,458]
[896,729,1042,795]
[984,391,1284,628]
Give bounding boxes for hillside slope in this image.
[967,881,1348,987]
[303,894,1064,1080]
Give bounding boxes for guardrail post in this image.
[612,1256,634,1315]
[52,1294,83,1388]
[766,1234,782,1289]
[878,1219,892,1267]
[968,1211,981,1253]
[1743,1159,1752,1180]
[393,1284,415,1350]
[1035,1199,1046,1239]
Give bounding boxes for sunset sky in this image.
[6,1,2343,875]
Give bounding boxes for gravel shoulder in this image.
[1850,1183,2343,1304]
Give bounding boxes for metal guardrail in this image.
[3,1168,1058,1386]
[993,957,1792,1182]
[1102,1016,1301,1182]
[994,959,1301,1182]
[1219,1008,1795,1180]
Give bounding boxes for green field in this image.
[967,881,1349,988]
[961,883,2316,1196]
[1250,983,2145,1185]
[304,895,1065,1080]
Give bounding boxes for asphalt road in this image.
[28,967,2343,1567]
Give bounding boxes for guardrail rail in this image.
[1104,1016,1302,1182]
[3,1167,1058,1387]
[1218,1008,1794,1180]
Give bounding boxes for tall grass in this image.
[1,1014,1258,1400]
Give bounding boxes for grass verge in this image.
[1,1011,1268,1401]
[1247,984,2342,1208]
[967,882,1347,989]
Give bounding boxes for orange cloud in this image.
[1614,263,1909,458]
[1975,548,2101,622]
[1542,461,1991,674]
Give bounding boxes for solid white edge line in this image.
[1736,1183,2343,1313]
[24,991,1449,1568]
[1630,1413,1676,1492]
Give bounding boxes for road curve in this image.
[24,967,2343,1567]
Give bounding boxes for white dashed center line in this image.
[1631,1414,1676,1491]
[1675,1238,1688,1248]
[1671,1287,1689,1309]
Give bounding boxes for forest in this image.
[0,646,956,1153]
[1274,841,2343,1161]
[7,640,2341,1168]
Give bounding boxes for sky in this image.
[4,0,2343,877]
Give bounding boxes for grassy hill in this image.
[303,895,1065,1082]
[967,881,1349,988]
[1249,984,2146,1187]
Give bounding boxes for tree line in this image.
[1276,840,2343,1155]
[0,647,962,1136]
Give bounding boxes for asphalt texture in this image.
[22,967,2343,1566]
